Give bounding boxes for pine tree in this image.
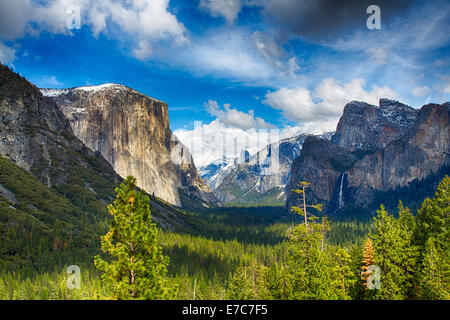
[418,238,449,299]
[287,182,338,299]
[94,176,176,300]
[361,238,375,291]
[329,246,354,300]
[226,259,269,300]
[414,176,449,299]
[371,205,415,299]
[397,201,419,298]
[290,181,322,230]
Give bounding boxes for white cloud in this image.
[0,0,33,40]
[205,100,274,130]
[0,0,187,60]
[0,41,16,64]
[199,0,243,24]
[174,120,304,167]
[412,86,430,97]
[0,1,300,86]
[179,29,274,82]
[172,28,302,86]
[263,78,398,125]
[252,31,301,78]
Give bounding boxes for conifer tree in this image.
[371,205,415,299]
[361,238,375,290]
[291,181,322,230]
[94,176,176,300]
[397,201,419,298]
[226,259,269,300]
[288,182,338,299]
[418,238,449,299]
[414,176,449,299]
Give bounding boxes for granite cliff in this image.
[42,84,217,207]
[286,99,449,214]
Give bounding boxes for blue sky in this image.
[0,0,449,165]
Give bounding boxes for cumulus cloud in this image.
[205,100,274,130]
[199,0,243,24]
[0,0,187,60]
[263,78,398,124]
[174,119,303,167]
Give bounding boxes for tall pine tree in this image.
[94,176,176,300]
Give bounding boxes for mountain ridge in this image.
[286,99,449,215]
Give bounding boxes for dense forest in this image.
[0,165,448,299]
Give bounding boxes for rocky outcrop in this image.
[42,84,217,207]
[0,64,118,188]
[211,132,333,205]
[331,99,417,153]
[286,99,449,214]
[0,63,123,218]
[285,136,356,210]
[346,103,449,206]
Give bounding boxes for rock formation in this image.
[286,99,449,214]
[42,84,217,207]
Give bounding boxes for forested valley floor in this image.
[0,167,448,300]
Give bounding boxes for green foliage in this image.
[371,205,416,299]
[414,175,450,299]
[226,259,270,300]
[94,176,175,299]
[0,171,448,301]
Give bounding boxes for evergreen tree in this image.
[415,175,449,253]
[266,263,292,300]
[329,246,354,300]
[414,176,449,299]
[371,205,416,299]
[226,259,269,300]
[418,238,449,299]
[397,202,419,298]
[287,182,339,299]
[94,176,176,300]
[361,238,375,291]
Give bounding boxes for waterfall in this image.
[338,173,345,209]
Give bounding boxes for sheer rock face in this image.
[331,99,418,152]
[42,84,217,206]
[286,99,449,213]
[285,136,356,210]
[346,103,450,205]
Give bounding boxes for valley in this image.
[0,62,448,300]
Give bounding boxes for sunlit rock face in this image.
[42,84,217,207]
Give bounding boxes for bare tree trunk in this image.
[303,185,308,228]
